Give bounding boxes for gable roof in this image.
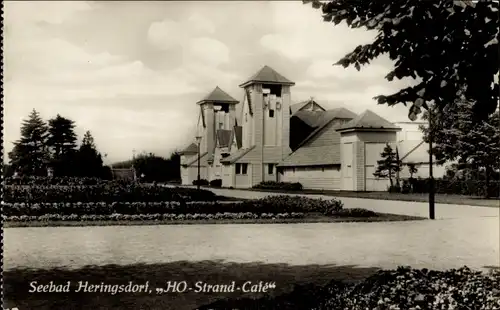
[220,146,256,164]
[179,143,198,155]
[239,65,295,88]
[184,152,209,167]
[216,129,232,148]
[337,110,400,132]
[295,108,357,149]
[290,99,326,115]
[197,86,239,105]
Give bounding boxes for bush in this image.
[387,184,401,193]
[335,208,377,218]
[253,181,303,191]
[192,179,209,186]
[407,177,500,197]
[199,266,500,310]
[209,179,222,187]
[2,196,345,217]
[3,183,216,203]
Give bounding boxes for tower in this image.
[239,65,295,183]
[196,86,239,161]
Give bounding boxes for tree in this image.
[373,143,402,187]
[47,114,78,176]
[420,100,500,197]
[407,163,418,179]
[305,0,499,120]
[77,131,104,177]
[8,109,50,176]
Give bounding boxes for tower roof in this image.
[336,110,400,132]
[196,86,239,105]
[239,65,295,88]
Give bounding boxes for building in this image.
[179,65,446,191]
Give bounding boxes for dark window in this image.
[268,164,274,174]
[242,163,248,175]
[269,109,275,118]
[263,84,282,97]
[221,153,230,158]
[219,122,223,129]
[236,163,241,174]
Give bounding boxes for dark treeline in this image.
[6,109,111,179]
[112,152,181,183]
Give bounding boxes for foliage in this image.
[407,163,418,179]
[193,179,209,186]
[4,176,112,186]
[47,114,79,176]
[420,101,500,197]
[201,266,500,309]
[8,109,50,176]
[305,0,499,120]
[3,212,308,223]
[253,181,303,191]
[373,144,401,187]
[77,131,107,178]
[3,183,217,203]
[209,179,222,187]
[406,177,500,198]
[111,151,181,182]
[2,195,345,217]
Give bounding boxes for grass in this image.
[3,261,380,310]
[228,187,500,208]
[3,212,423,228]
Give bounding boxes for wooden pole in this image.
[428,106,436,220]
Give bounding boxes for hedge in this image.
[4,176,111,186]
[2,196,344,217]
[253,181,303,191]
[3,184,217,203]
[399,178,500,197]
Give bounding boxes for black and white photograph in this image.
[2,1,500,309]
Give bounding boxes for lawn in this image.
[2,261,379,310]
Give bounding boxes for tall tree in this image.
[47,114,78,176]
[420,101,500,197]
[77,131,104,177]
[373,143,402,187]
[305,0,499,120]
[8,109,50,176]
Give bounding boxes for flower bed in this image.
[2,196,345,216]
[199,266,500,309]
[2,212,306,222]
[253,181,303,191]
[3,184,216,203]
[4,176,111,186]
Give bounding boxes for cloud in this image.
[260,2,375,62]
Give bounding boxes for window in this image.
[236,163,241,174]
[219,122,223,129]
[269,109,275,118]
[221,153,230,158]
[242,163,248,175]
[245,113,248,122]
[268,164,274,174]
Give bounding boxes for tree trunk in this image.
[484,166,491,198]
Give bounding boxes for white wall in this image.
[281,166,341,190]
[235,163,252,188]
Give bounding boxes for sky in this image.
[4,1,417,164]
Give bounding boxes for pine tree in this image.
[8,109,50,176]
[77,131,104,177]
[373,143,402,187]
[47,114,78,176]
[305,0,499,120]
[420,100,500,197]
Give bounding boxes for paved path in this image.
[187,186,499,219]
[4,187,498,272]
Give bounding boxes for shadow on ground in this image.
[3,260,379,310]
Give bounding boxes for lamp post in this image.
[195,136,202,190]
[428,106,435,220]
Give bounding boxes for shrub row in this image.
[3,212,306,222]
[3,196,345,217]
[392,178,500,197]
[3,176,111,186]
[192,179,209,186]
[3,184,216,203]
[253,181,303,191]
[200,266,500,310]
